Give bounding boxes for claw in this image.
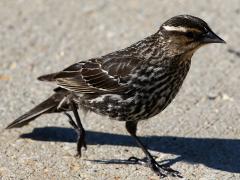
[64,111,87,157]
[76,130,87,157]
[75,153,81,158]
[128,156,148,165]
[158,164,182,178]
[151,160,182,178]
[128,156,182,178]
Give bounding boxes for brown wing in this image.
[38,56,141,94]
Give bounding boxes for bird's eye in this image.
[185,32,194,38]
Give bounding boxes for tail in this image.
[37,73,59,82]
[6,88,70,129]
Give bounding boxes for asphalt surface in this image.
[0,0,240,179]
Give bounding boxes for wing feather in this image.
[39,56,141,94]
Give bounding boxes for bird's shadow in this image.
[19,126,240,173]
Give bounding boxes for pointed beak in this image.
[201,30,226,44]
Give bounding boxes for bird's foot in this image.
[64,112,87,157]
[75,129,87,157]
[128,156,182,178]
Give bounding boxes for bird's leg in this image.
[125,121,182,178]
[64,101,87,157]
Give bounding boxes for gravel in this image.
[0,0,240,179]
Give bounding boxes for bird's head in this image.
[159,15,225,55]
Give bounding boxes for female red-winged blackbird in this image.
[6,15,225,177]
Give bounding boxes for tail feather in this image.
[38,73,59,82]
[6,89,69,129]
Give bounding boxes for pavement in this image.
[0,0,240,179]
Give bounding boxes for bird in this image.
[6,15,225,178]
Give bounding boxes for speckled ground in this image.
[0,0,240,179]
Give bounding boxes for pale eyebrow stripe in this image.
[163,25,201,33]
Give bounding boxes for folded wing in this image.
[38,56,141,94]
